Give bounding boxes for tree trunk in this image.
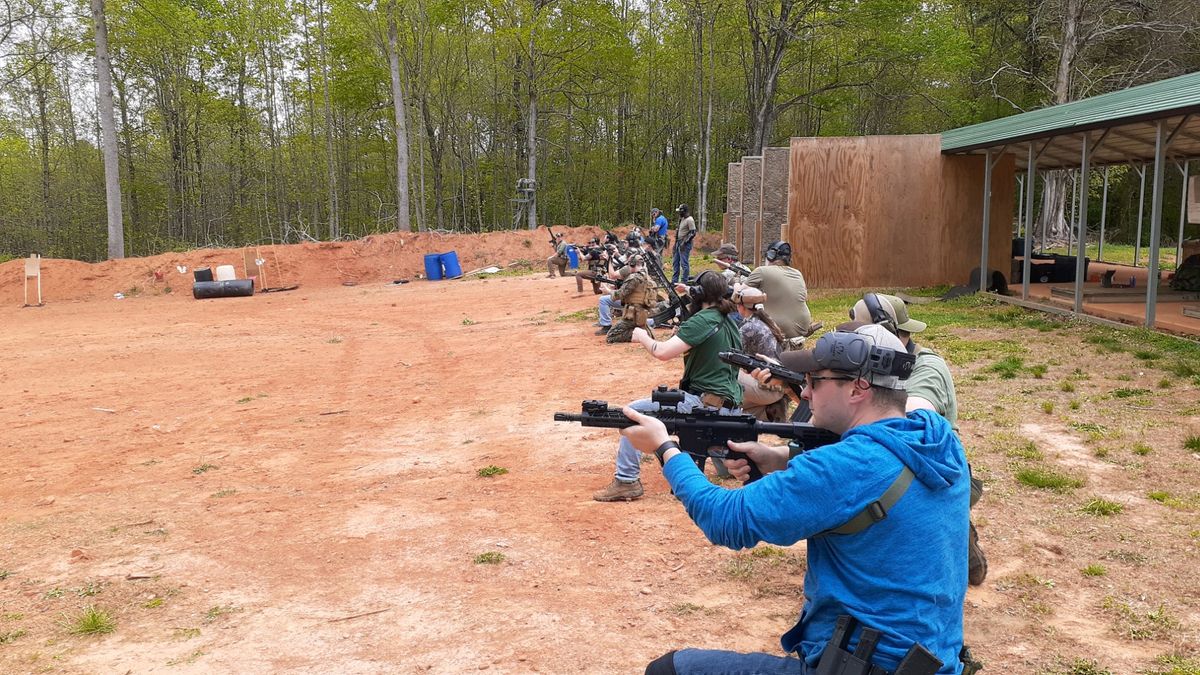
[526,88,538,230]
[317,0,339,239]
[91,0,125,259]
[387,7,411,231]
[1036,0,1083,246]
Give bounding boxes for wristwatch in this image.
[654,440,680,466]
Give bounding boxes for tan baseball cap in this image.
[847,293,927,333]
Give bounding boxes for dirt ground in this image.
[1,229,1198,674]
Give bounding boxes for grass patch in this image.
[1150,654,1200,675]
[1111,387,1149,399]
[1006,441,1043,461]
[667,602,705,616]
[1101,597,1181,640]
[0,570,9,580]
[173,627,201,640]
[143,597,164,609]
[204,605,241,622]
[210,489,237,498]
[1132,442,1153,456]
[1016,466,1083,492]
[236,396,253,403]
[1060,380,1076,393]
[1185,435,1200,452]
[1041,401,1054,414]
[473,552,506,565]
[1133,350,1160,361]
[988,355,1025,379]
[1081,564,1107,577]
[1060,658,1112,675]
[1080,498,1123,516]
[0,628,27,644]
[43,588,65,599]
[461,317,476,326]
[555,308,597,323]
[326,336,343,344]
[67,605,116,635]
[1158,377,1173,388]
[192,463,218,475]
[1028,364,1049,378]
[1069,399,1081,410]
[476,465,509,477]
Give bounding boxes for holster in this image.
[814,615,942,675]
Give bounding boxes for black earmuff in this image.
[862,293,895,333]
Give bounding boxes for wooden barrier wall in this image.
[1190,175,1199,224]
[758,147,791,267]
[740,156,762,265]
[725,162,742,242]
[785,134,1013,288]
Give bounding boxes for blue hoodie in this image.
[663,409,969,674]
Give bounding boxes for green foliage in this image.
[473,552,505,565]
[1080,498,1123,516]
[476,465,509,477]
[1185,436,1200,452]
[192,463,218,475]
[989,356,1025,379]
[1016,467,1083,492]
[1081,564,1106,577]
[67,606,116,635]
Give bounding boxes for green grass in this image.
[143,597,164,609]
[210,489,237,498]
[473,552,506,565]
[67,605,116,635]
[1058,657,1112,675]
[476,465,509,477]
[1016,466,1084,492]
[461,317,476,326]
[1150,654,1200,675]
[1132,442,1153,456]
[989,355,1025,379]
[1080,498,1123,516]
[1043,241,1178,270]
[1007,441,1043,461]
[1185,436,1200,452]
[1111,387,1149,399]
[1060,380,1076,393]
[192,463,218,475]
[1041,401,1054,414]
[555,308,597,323]
[204,605,240,622]
[1081,564,1107,577]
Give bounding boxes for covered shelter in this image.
[942,71,1200,330]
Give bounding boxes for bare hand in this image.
[618,406,671,454]
[723,441,790,482]
[673,283,688,295]
[631,327,650,345]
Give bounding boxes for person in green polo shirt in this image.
[592,271,742,502]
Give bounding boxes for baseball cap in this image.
[847,293,927,333]
[713,243,739,260]
[732,283,766,306]
[778,324,913,390]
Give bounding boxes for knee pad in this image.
[645,650,677,675]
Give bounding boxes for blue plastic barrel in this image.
[440,251,463,279]
[566,245,579,269]
[424,253,444,281]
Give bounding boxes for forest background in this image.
[2,0,1199,263]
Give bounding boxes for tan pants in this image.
[576,269,601,293]
[738,371,784,421]
[547,255,568,277]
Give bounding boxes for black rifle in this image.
[554,386,839,482]
[547,226,559,249]
[718,350,806,399]
[640,247,692,326]
[594,275,624,288]
[715,259,754,277]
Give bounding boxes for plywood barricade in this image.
[740,156,762,267]
[1189,175,1199,224]
[784,134,1013,288]
[725,162,742,244]
[757,147,791,267]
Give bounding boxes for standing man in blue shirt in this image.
[620,324,970,675]
[651,207,669,254]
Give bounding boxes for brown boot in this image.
[592,478,643,502]
[968,521,988,586]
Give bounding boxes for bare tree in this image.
[386,0,411,231]
[91,0,124,259]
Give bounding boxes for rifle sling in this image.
[816,467,915,537]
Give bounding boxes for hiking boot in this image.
[968,521,988,586]
[594,326,611,335]
[592,478,643,502]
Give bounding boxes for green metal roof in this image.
[942,70,1200,156]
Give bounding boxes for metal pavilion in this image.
[941,71,1200,328]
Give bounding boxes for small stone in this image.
[640,587,652,595]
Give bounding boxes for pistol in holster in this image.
[814,615,942,675]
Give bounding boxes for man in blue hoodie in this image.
[620,324,970,675]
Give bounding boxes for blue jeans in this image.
[669,648,812,674]
[598,295,621,327]
[613,392,739,482]
[672,241,693,283]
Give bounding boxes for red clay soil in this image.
[2,229,1195,674]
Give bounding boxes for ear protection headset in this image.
[859,292,896,333]
[687,271,732,301]
[765,241,792,262]
[814,331,914,381]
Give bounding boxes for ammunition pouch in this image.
[814,615,941,675]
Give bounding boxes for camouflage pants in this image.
[606,308,652,344]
